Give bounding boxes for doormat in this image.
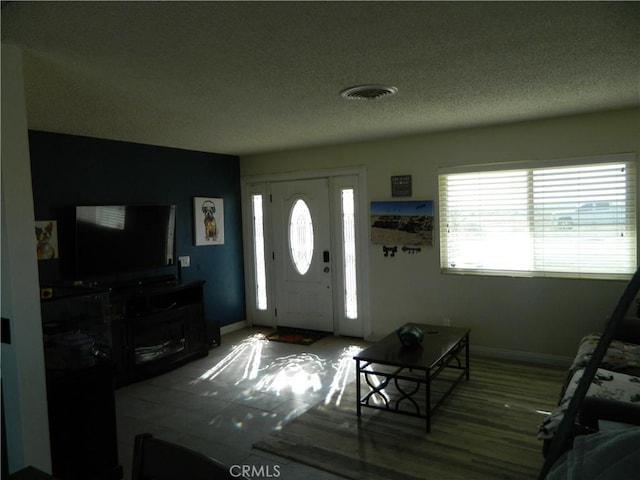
[266,327,331,346]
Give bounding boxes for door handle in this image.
[323,251,330,262]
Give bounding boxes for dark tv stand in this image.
[40,288,122,480]
[110,280,210,387]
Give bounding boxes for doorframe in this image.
[241,166,371,338]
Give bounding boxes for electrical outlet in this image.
[178,256,190,267]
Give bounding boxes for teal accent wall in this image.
[29,131,245,336]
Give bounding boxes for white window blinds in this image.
[438,154,637,279]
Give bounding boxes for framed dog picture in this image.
[35,220,59,260]
[194,197,224,246]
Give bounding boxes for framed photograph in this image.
[35,220,59,260]
[370,200,434,246]
[194,197,224,246]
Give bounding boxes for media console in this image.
[41,288,122,480]
[40,279,212,479]
[109,279,210,387]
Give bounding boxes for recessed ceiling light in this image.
[340,85,398,101]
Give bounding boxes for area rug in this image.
[265,327,331,346]
[254,357,565,480]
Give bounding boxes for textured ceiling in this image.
[2,1,639,156]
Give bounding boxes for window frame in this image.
[438,153,638,280]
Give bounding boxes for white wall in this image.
[1,45,52,474]
[240,108,640,363]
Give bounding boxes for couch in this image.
[537,316,640,444]
[545,426,640,480]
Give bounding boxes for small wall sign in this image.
[391,175,412,197]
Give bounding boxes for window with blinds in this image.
[438,154,637,280]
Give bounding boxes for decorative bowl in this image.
[397,325,424,349]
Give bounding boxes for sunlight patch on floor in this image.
[256,353,326,395]
[190,333,368,432]
[195,333,267,383]
[325,345,362,406]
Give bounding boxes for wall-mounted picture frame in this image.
[370,200,434,246]
[391,175,412,197]
[194,197,224,246]
[35,220,59,260]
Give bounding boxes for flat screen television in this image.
[75,204,176,278]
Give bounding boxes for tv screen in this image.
[75,204,176,278]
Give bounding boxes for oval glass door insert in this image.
[289,199,314,275]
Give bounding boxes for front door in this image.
[271,178,333,332]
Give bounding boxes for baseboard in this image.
[220,320,248,336]
[471,345,572,367]
[219,322,572,367]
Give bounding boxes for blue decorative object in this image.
[397,325,424,349]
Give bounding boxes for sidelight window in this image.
[251,194,268,310]
[341,188,358,319]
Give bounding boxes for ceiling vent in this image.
[340,85,398,101]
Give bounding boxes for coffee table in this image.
[354,323,470,432]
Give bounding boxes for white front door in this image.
[271,178,334,332]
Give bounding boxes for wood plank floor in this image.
[254,356,565,480]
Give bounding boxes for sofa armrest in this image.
[614,316,640,345]
[578,396,640,430]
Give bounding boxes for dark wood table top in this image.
[354,323,470,370]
